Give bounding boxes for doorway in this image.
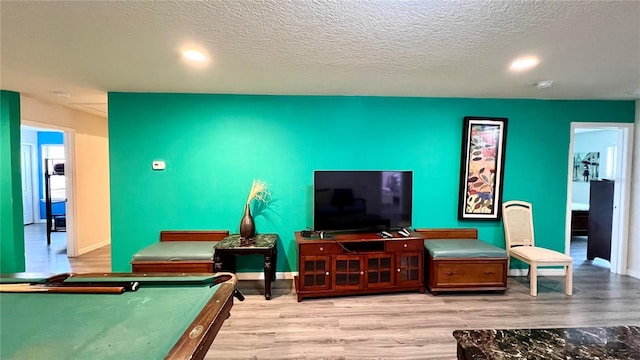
[20,124,76,273]
[566,123,634,275]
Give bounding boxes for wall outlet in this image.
[152,160,165,170]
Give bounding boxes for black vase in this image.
[239,204,256,239]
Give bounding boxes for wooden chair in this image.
[502,200,573,296]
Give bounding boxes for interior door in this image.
[21,144,34,224]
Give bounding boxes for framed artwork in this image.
[572,152,600,182]
[458,116,508,221]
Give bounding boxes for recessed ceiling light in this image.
[534,80,554,89]
[510,56,539,71]
[182,50,206,62]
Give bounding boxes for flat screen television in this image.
[313,170,413,232]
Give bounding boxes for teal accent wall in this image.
[0,90,25,273]
[108,93,635,272]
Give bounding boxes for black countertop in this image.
[453,325,640,359]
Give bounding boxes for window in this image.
[42,145,65,200]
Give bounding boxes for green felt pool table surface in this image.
[0,273,237,360]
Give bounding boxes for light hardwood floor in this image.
[570,235,611,269]
[208,270,640,360]
[207,242,639,360]
[23,226,640,359]
[23,223,111,273]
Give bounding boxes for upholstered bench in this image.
[131,230,229,273]
[415,228,508,295]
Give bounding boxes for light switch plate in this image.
[152,160,165,170]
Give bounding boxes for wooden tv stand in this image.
[295,231,425,301]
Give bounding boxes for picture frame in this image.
[572,152,600,182]
[458,116,508,221]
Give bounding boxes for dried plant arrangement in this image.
[239,179,271,243]
[246,179,271,205]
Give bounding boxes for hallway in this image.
[571,235,610,269]
[24,224,111,273]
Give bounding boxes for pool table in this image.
[0,272,242,360]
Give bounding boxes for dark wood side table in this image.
[213,234,278,300]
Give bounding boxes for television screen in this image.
[313,170,413,232]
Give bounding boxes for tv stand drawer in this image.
[299,243,341,255]
[386,239,423,252]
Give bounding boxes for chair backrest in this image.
[502,201,535,248]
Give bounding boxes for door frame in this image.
[565,122,634,275]
[20,143,36,224]
[21,120,78,257]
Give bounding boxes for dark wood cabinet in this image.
[366,254,394,288]
[334,254,364,290]
[395,251,422,286]
[427,258,507,294]
[588,180,614,262]
[295,231,425,301]
[300,255,331,291]
[571,210,589,236]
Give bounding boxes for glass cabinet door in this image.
[395,252,422,286]
[300,256,331,291]
[366,254,393,288]
[333,255,363,290]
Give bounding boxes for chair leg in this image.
[529,264,537,296]
[565,263,573,296]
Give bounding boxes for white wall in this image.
[629,100,640,279]
[572,130,618,204]
[19,95,111,257]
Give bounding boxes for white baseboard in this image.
[240,271,572,280]
[626,269,640,279]
[74,240,110,257]
[509,268,566,277]
[235,272,296,281]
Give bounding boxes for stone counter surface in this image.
[453,326,640,360]
[214,234,278,249]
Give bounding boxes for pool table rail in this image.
[167,278,236,360]
[0,272,242,360]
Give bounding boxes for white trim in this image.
[626,269,640,280]
[566,130,575,255]
[75,239,110,256]
[234,272,296,281]
[509,268,566,277]
[19,129,40,223]
[611,126,633,275]
[21,120,78,257]
[21,142,40,223]
[63,130,77,257]
[566,122,633,276]
[19,143,36,224]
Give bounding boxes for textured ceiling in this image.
[1,0,639,118]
